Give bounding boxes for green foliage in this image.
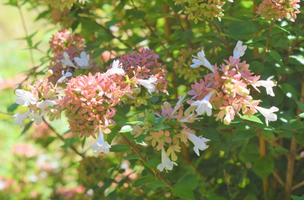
[3,0,304,199]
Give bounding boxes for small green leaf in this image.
[291,195,304,200]
[252,156,274,179]
[274,147,288,155]
[244,194,258,200]
[151,124,170,131]
[143,157,159,170]
[232,130,256,141]
[268,50,283,65]
[7,103,19,113]
[145,109,155,125]
[110,144,131,152]
[119,125,133,133]
[124,152,146,160]
[200,128,220,141]
[239,144,260,163]
[171,184,195,200]
[156,116,168,124]
[241,115,264,124]
[126,121,145,126]
[20,121,33,136]
[133,176,156,187]
[81,136,86,149]
[61,137,78,149]
[261,130,275,138]
[147,180,167,189]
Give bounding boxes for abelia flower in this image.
[157,148,177,172]
[255,78,276,97]
[37,100,57,109]
[255,106,279,126]
[90,127,111,154]
[74,51,90,69]
[191,90,215,116]
[15,89,37,107]
[29,111,44,125]
[187,133,210,156]
[61,52,76,69]
[233,41,247,64]
[13,110,30,128]
[190,49,214,73]
[138,77,157,94]
[105,60,125,76]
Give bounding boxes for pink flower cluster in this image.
[48,29,99,84]
[132,94,209,171]
[256,0,301,20]
[118,48,168,95]
[188,41,278,126]
[57,72,130,137]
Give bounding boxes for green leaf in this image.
[7,103,19,113]
[171,184,195,200]
[20,121,33,136]
[261,130,275,139]
[157,116,168,124]
[151,124,170,131]
[126,9,146,19]
[268,50,283,65]
[252,156,274,179]
[81,136,86,149]
[200,128,220,141]
[241,115,264,124]
[232,130,256,141]
[239,144,260,163]
[244,194,258,200]
[279,83,298,100]
[274,147,288,155]
[126,121,145,126]
[133,176,156,187]
[147,180,167,189]
[295,133,304,146]
[145,109,155,125]
[110,144,131,152]
[291,195,304,200]
[119,125,133,133]
[124,152,146,160]
[143,157,159,170]
[296,101,304,112]
[61,137,78,149]
[206,196,228,200]
[249,61,264,72]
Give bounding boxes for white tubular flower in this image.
[29,111,44,125]
[37,100,57,109]
[190,49,214,73]
[74,51,90,69]
[138,77,157,94]
[255,106,279,126]
[90,127,111,154]
[191,90,215,116]
[61,52,77,68]
[12,110,30,128]
[15,89,37,107]
[233,41,247,63]
[57,70,72,85]
[187,133,210,156]
[157,148,178,172]
[172,94,186,115]
[255,78,276,97]
[105,60,125,76]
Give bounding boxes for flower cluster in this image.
[12,70,59,128]
[44,0,86,11]
[188,41,278,126]
[130,94,210,171]
[48,30,99,84]
[256,0,301,21]
[173,48,206,82]
[173,0,233,24]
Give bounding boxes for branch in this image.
[210,21,231,51]
[272,171,285,187]
[262,20,274,64]
[42,117,85,158]
[292,180,304,191]
[119,132,173,189]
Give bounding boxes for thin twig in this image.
[262,20,274,64]
[119,132,173,189]
[292,180,304,191]
[17,0,34,66]
[272,171,285,187]
[210,21,231,51]
[223,169,232,199]
[42,117,85,158]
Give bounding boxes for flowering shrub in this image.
[3,0,304,199]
